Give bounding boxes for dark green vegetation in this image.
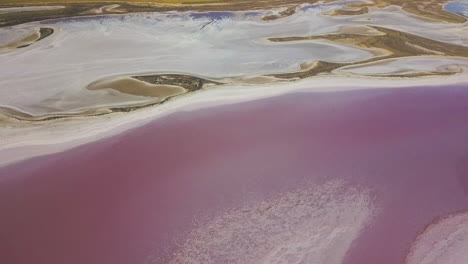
[37,27,53,40]
[134,73,222,92]
[331,6,369,16]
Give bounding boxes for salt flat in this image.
[0,5,64,14]
[1,3,467,117]
[0,2,468,165]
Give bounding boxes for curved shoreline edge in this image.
[1,75,467,168]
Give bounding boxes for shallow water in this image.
[445,0,468,17]
[1,84,467,264]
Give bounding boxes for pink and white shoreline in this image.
[1,74,468,167]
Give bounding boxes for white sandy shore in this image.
[1,74,467,168]
[336,57,468,76]
[0,5,64,14]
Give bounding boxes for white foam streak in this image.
[168,181,373,264]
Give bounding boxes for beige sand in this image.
[87,77,187,99]
[0,30,39,54]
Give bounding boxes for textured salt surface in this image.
[1,5,468,116]
[0,84,468,264]
[169,181,373,264]
[0,6,64,14]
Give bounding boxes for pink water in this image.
[1,84,468,264]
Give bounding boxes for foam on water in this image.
[168,181,374,264]
[406,211,468,264]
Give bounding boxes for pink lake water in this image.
[1,84,468,264]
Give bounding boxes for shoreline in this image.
[1,74,467,168]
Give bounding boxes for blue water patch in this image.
[244,11,262,17]
[444,0,468,16]
[189,12,235,20]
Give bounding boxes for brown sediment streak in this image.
[1,58,465,123]
[0,97,166,122]
[37,27,53,41]
[2,27,467,122]
[1,0,465,27]
[329,6,369,16]
[80,4,125,15]
[268,26,468,58]
[324,0,466,23]
[272,62,459,80]
[0,0,315,27]
[261,5,296,21]
[267,26,468,79]
[270,61,347,80]
[0,73,225,122]
[0,27,53,53]
[397,0,466,23]
[0,105,113,122]
[87,77,187,99]
[0,72,284,123]
[132,73,222,92]
[0,101,177,123]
